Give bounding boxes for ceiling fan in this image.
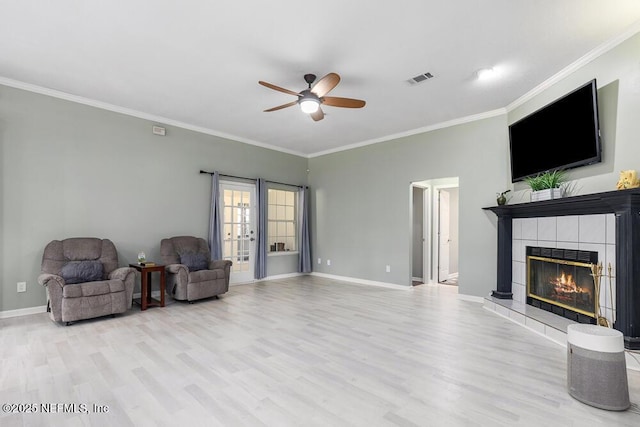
[258,73,366,121]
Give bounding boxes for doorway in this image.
[409,177,458,286]
[220,181,256,283]
[437,187,459,285]
[411,186,427,285]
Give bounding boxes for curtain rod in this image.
[199,170,306,188]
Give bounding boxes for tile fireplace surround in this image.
[484,187,640,351]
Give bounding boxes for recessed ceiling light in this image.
[477,67,501,81]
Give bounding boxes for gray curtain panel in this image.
[255,178,267,279]
[208,171,223,260]
[298,186,311,273]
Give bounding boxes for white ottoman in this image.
[567,324,630,411]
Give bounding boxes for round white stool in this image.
[567,324,630,411]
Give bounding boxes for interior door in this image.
[220,181,256,283]
[438,189,450,283]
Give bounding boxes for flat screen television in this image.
[509,79,601,182]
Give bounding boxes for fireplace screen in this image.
[527,249,597,319]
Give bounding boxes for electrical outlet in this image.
[386,265,391,273]
[327,259,331,266]
[317,258,322,265]
[17,281,26,293]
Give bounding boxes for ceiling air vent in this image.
[407,72,434,85]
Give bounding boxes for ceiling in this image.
[2,1,640,157]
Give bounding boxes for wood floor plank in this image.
[1,276,639,426]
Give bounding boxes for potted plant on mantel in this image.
[525,170,566,202]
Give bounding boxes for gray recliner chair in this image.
[38,238,135,325]
[160,236,232,302]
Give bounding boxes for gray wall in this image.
[0,85,308,311]
[3,31,639,310]
[508,32,640,198]
[309,31,640,298]
[309,116,510,295]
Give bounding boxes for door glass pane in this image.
[222,187,252,273]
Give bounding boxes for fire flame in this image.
[551,272,590,296]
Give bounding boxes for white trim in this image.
[310,272,411,290]
[506,20,640,112]
[448,272,459,280]
[2,21,637,160]
[262,272,305,281]
[230,272,306,286]
[432,181,459,286]
[267,251,299,257]
[0,305,47,319]
[0,77,307,158]
[309,109,506,158]
[411,276,423,282]
[457,293,484,303]
[230,279,255,286]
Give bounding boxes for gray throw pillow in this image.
[180,253,209,272]
[60,260,104,284]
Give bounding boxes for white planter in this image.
[531,188,563,202]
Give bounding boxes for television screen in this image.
[509,79,601,182]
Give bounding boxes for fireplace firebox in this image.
[527,246,598,324]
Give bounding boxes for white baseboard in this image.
[0,305,47,319]
[4,272,404,318]
[457,293,484,303]
[310,272,411,290]
[230,272,306,286]
[411,276,424,282]
[263,272,306,281]
[448,272,459,280]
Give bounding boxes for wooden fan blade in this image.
[311,73,340,97]
[264,100,298,112]
[322,96,366,108]
[258,81,301,97]
[310,107,324,121]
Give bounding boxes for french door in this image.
[220,181,256,283]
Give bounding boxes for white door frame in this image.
[432,182,458,285]
[410,184,430,284]
[438,189,451,283]
[220,180,256,284]
[411,177,458,286]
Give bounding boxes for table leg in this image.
[141,271,148,311]
[146,271,153,306]
[160,270,165,307]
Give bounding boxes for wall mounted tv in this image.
[509,79,601,182]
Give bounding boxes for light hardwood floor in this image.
[1,275,639,426]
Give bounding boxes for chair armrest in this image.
[166,263,188,274]
[38,274,65,322]
[109,267,136,309]
[209,259,232,270]
[108,266,136,282]
[38,273,65,287]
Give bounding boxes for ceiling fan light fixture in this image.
[300,97,320,114]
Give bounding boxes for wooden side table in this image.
[129,263,165,310]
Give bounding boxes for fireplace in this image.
[526,247,598,324]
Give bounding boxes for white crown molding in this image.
[308,108,507,158]
[3,19,639,161]
[0,77,308,158]
[506,19,640,112]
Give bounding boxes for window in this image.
[268,188,297,253]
